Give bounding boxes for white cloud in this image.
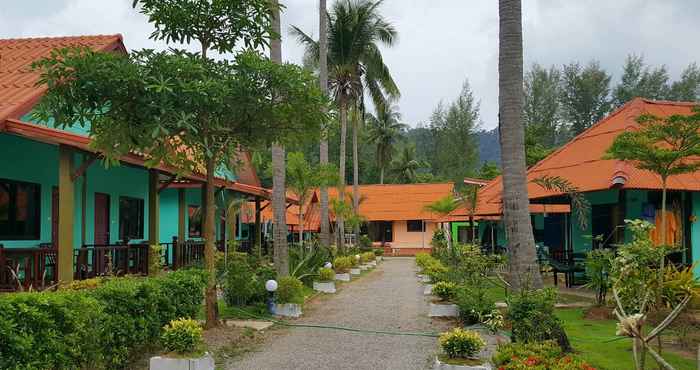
[2,0,700,129]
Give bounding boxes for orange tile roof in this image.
[0,35,126,123]
[474,98,700,215]
[0,35,269,199]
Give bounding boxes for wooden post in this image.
[178,188,186,242]
[148,169,160,274]
[255,196,262,258]
[57,145,74,283]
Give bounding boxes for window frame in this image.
[118,196,144,241]
[406,219,425,233]
[0,178,41,240]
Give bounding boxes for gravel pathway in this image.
[227,257,451,370]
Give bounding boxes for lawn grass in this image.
[557,308,695,370]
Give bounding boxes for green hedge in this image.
[0,269,207,369]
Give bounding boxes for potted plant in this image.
[350,254,361,275]
[313,267,337,293]
[429,281,460,318]
[373,248,384,262]
[434,328,488,370]
[333,256,352,282]
[273,276,304,318]
[364,251,377,267]
[150,318,214,370]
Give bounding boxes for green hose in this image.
[227,306,441,338]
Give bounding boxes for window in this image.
[188,205,202,238]
[406,220,425,232]
[119,197,144,240]
[0,179,41,240]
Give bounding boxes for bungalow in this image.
[0,35,273,291]
[460,98,700,275]
[291,183,455,255]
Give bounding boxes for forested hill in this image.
[477,128,500,165]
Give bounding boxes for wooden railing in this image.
[0,246,58,292]
[74,243,149,280]
[162,237,205,271]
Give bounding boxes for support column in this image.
[178,188,186,242]
[57,145,75,283]
[254,197,262,258]
[148,170,160,275]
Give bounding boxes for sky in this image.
[2,0,700,129]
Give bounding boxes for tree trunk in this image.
[272,145,288,276]
[319,0,331,248]
[337,96,347,252]
[380,167,384,185]
[204,157,219,329]
[498,0,543,290]
[299,204,304,246]
[270,0,288,276]
[352,105,360,245]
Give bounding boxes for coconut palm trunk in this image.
[337,96,347,252]
[498,0,543,290]
[319,0,331,248]
[270,0,289,276]
[352,105,360,245]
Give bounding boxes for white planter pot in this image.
[368,260,377,267]
[424,284,433,295]
[274,303,303,318]
[150,352,214,370]
[335,272,351,282]
[350,268,361,275]
[428,303,460,318]
[422,275,431,283]
[433,356,491,370]
[313,281,337,293]
[359,264,369,271]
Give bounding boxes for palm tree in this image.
[366,102,405,184]
[390,144,426,183]
[270,0,289,276]
[291,0,400,251]
[499,0,542,289]
[319,0,331,248]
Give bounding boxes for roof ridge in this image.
[640,98,700,107]
[527,98,646,172]
[0,34,123,43]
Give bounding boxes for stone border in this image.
[313,281,337,294]
[273,303,302,318]
[150,352,215,370]
[335,272,351,282]
[428,303,460,317]
[350,268,361,275]
[433,356,492,370]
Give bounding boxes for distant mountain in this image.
[477,128,500,165]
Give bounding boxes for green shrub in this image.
[0,291,105,369]
[415,252,433,269]
[333,256,352,273]
[439,328,485,359]
[0,269,207,369]
[277,276,305,305]
[424,259,448,283]
[373,248,384,256]
[161,318,203,355]
[318,267,335,282]
[360,251,375,263]
[432,281,457,302]
[492,341,593,369]
[222,254,275,307]
[358,235,373,251]
[350,254,360,267]
[507,288,570,351]
[455,285,496,325]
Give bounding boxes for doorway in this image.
[94,193,110,245]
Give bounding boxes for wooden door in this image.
[94,193,110,245]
